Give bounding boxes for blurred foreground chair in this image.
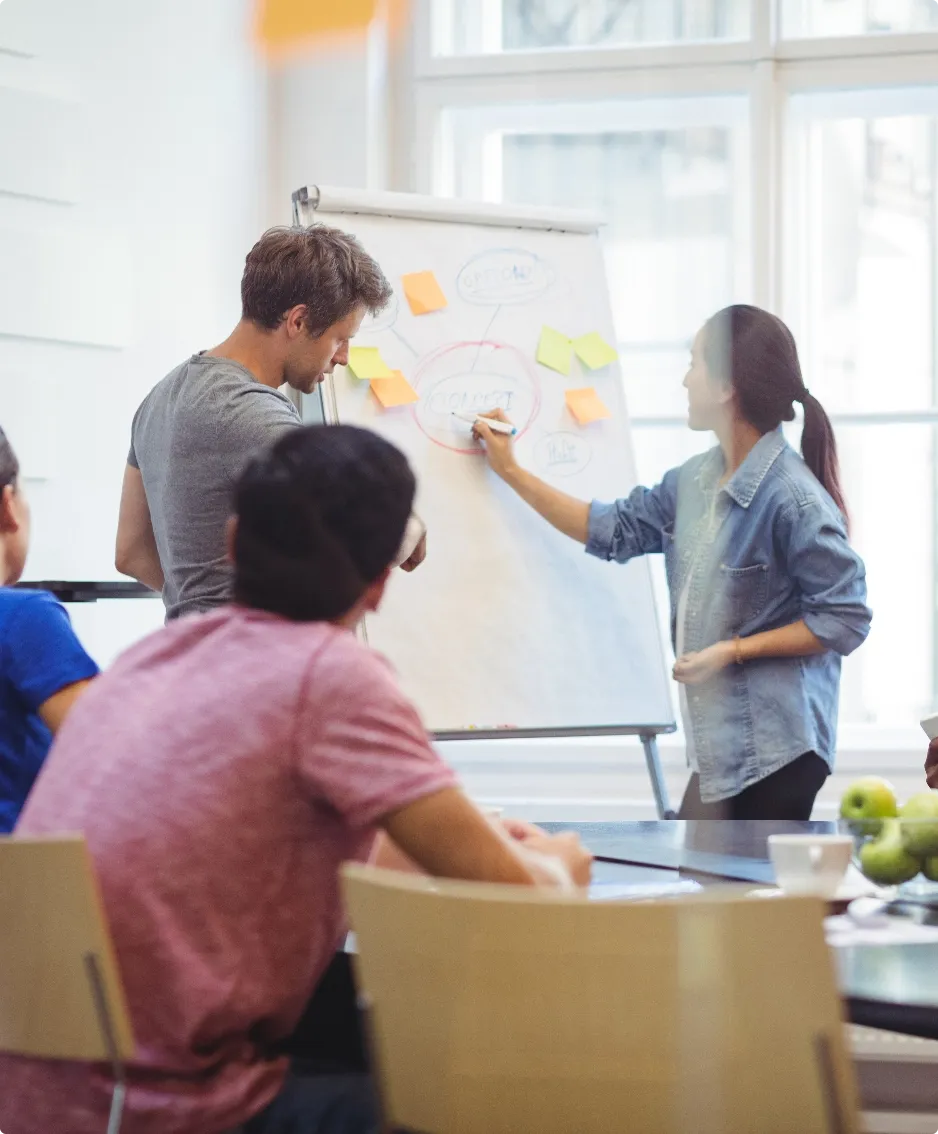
[343,864,861,1134]
[0,835,134,1134]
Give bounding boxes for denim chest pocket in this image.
[712,562,769,634]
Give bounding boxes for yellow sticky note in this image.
[255,0,378,50]
[566,387,612,426]
[537,326,572,375]
[348,347,393,380]
[402,271,447,316]
[573,332,618,370]
[370,371,419,410]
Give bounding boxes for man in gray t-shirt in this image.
[117,226,426,619]
[126,354,302,620]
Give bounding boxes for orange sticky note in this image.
[565,387,612,426]
[255,0,378,50]
[402,271,447,316]
[371,371,419,410]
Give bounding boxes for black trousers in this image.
[678,751,829,820]
[277,951,369,1073]
[233,953,374,1134]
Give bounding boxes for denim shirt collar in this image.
[695,428,787,510]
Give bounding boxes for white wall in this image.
[0,0,269,663]
[268,27,395,217]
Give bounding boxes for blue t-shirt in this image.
[0,588,99,832]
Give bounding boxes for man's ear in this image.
[225,515,238,564]
[0,484,20,534]
[283,305,308,340]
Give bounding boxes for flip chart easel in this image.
[293,185,678,817]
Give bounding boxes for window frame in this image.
[407,0,938,754]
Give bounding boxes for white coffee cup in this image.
[767,834,853,898]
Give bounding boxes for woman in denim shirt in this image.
[476,305,871,820]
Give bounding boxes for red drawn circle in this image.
[409,340,542,455]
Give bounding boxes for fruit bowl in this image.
[840,816,938,899]
[839,780,938,898]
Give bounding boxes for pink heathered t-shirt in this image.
[0,606,457,1134]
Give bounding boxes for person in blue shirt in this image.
[474,305,872,820]
[0,426,98,832]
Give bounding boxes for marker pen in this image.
[451,411,518,437]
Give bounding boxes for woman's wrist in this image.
[719,638,742,668]
[501,461,525,489]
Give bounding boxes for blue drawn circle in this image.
[534,432,593,479]
[456,249,554,307]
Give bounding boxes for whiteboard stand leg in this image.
[641,735,676,819]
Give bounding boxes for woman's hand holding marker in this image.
[473,409,519,482]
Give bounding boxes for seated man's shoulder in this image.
[0,586,61,621]
[311,628,402,699]
[0,589,72,657]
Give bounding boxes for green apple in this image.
[840,776,899,835]
[924,856,938,883]
[859,819,923,886]
[899,792,938,858]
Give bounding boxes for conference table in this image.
[543,820,938,1042]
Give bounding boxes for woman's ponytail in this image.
[704,306,851,531]
[799,390,849,531]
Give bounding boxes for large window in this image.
[433,0,750,53]
[413,0,938,748]
[781,0,938,38]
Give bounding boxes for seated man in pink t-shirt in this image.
[1,424,591,1134]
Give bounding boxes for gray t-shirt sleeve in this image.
[220,385,302,481]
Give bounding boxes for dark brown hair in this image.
[703,305,848,525]
[233,425,415,622]
[0,426,18,489]
[241,225,393,338]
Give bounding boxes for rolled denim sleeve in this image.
[785,501,871,656]
[586,471,679,564]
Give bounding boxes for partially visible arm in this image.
[115,465,164,592]
[38,678,94,733]
[503,466,591,544]
[473,412,591,543]
[475,410,677,556]
[786,503,872,657]
[382,787,591,889]
[674,621,824,686]
[395,514,427,573]
[673,500,871,686]
[736,621,824,661]
[369,816,552,875]
[6,597,99,730]
[926,739,938,790]
[300,648,590,889]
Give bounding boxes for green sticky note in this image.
[537,326,572,375]
[348,346,393,380]
[573,332,618,370]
